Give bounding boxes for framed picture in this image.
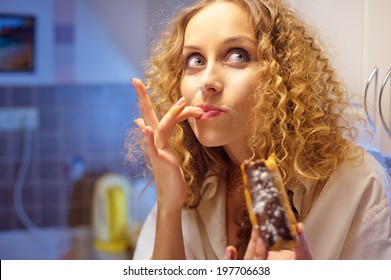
[0,14,35,72]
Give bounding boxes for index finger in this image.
[244,227,268,260]
[132,78,159,130]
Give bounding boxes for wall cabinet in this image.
[291,0,391,155]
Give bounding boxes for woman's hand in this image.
[225,223,313,260]
[132,78,203,259]
[132,78,203,212]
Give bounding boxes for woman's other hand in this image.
[225,223,313,260]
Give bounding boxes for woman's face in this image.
[180,1,259,161]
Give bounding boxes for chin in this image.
[189,120,241,147]
[195,134,225,148]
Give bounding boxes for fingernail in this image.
[134,119,142,127]
[175,97,186,106]
[132,78,144,91]
[225,249,234,260]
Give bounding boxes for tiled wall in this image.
[54,0,75,83]
[0,84,143,230]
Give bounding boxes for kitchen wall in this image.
[0,83,142,230]
[0,0,194,85]
[0,0,193,231]
[289,0,391,173]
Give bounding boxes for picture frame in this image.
[0,14,35,72]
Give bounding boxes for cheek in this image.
[180,77,196,101]
[179,79,186,97]
[226,68,257,95]
[227,82,255,113]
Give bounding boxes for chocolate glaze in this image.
[244,160,293,249]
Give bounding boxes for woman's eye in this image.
[226,49,250,63]
[186,54,205,68]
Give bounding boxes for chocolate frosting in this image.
[244,161,293,249]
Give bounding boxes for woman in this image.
[129,0,391,259]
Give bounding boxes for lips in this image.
[195,104,226,120]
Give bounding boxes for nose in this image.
[199,63,224,94]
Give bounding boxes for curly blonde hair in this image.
[128,0,363,208]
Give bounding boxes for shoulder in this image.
[325,151,391,217]
[303,152,391,258]
[330,152,390,192]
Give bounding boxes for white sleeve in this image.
[132,203,157,260]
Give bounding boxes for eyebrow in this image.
[224,35,257,45]
[183,35,257,51]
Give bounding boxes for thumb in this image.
[225,246,238,260]
[295,222,314,260]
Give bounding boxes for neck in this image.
[223,141,252,168]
